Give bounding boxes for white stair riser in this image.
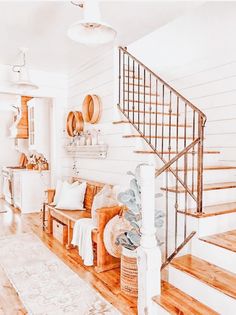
[166,187,236,208]
[177,212,236,236]
[176,169,236,185]
[134,152,220,167]
[169,265,236,315]
[192,239,236,274]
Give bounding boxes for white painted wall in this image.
[128,2,236,164]
[0,65,68,183]
[62,49,149,185]
[0,94,20,167]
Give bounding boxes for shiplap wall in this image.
[61,49,149,184]
[129,2,236,165]
[165,56,236,164]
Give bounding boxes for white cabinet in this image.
[28,98,51,161]
[12,170,49,213]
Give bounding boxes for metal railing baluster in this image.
[128,56,130,119]
[161,84,165,157]
[149,73,152,144]
[117,47,206,268]
[155,79,158,150]
[133,59,135,124]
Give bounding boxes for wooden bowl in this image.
[82,94,102,124]
[74,111,84,134]
[66,111,84,137]
[66,111,75,137]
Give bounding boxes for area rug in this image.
[0,233,121,315]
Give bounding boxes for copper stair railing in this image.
[118,47,207,267]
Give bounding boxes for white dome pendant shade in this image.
[12,48,38,91]
[67,0,117,46]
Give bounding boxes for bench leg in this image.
[66,219,73,249]
[47,209,53,234]
[95,232,120,273]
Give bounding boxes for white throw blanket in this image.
[71,218,96,266]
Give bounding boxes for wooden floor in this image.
[200,230,236,252]
[0,199,137,315]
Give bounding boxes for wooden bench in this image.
[45,179,122,273]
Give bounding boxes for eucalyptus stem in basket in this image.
[116,164,164,251]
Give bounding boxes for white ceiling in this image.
[0,1,203,74]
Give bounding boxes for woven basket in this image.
[120,248,138,297]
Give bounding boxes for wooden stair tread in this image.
[134,150,220,155]
[200,230,236,252]
[113,120,191,127]
[124,83,150,88]
[124,69,135,73]
[125,75,142,80]
[153,281,219,315]
[125,90,159,96]
[124,135,193,139]
[123,109,178,116]
[174,165,236,171]
[171,254,236,299]
[124,99,169,106]
[162,182,236,193]
[178,201,236,217]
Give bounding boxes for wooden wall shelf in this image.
[65,144,108,159]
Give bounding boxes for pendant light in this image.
[67,0,117,46]
[12,48,38,91]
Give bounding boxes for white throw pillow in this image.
[91,185,118,227]
[56,181,87,210]
[52,179,63,205]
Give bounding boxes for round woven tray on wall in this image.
[66,111,84,137]
[121,249,138,297]
[82,94,102,124]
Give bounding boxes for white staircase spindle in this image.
[137,164,162,315]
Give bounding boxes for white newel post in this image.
[137,164,162,315]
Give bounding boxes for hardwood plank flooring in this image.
[0,265,27,315]
[171,254,236,299]
[153,281,219,315]
[200,230,236,252]
[0,199,137,315]
[178,201,236,217]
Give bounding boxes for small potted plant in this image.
[116,164,164,297]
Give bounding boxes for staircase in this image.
[116,47,236,314]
